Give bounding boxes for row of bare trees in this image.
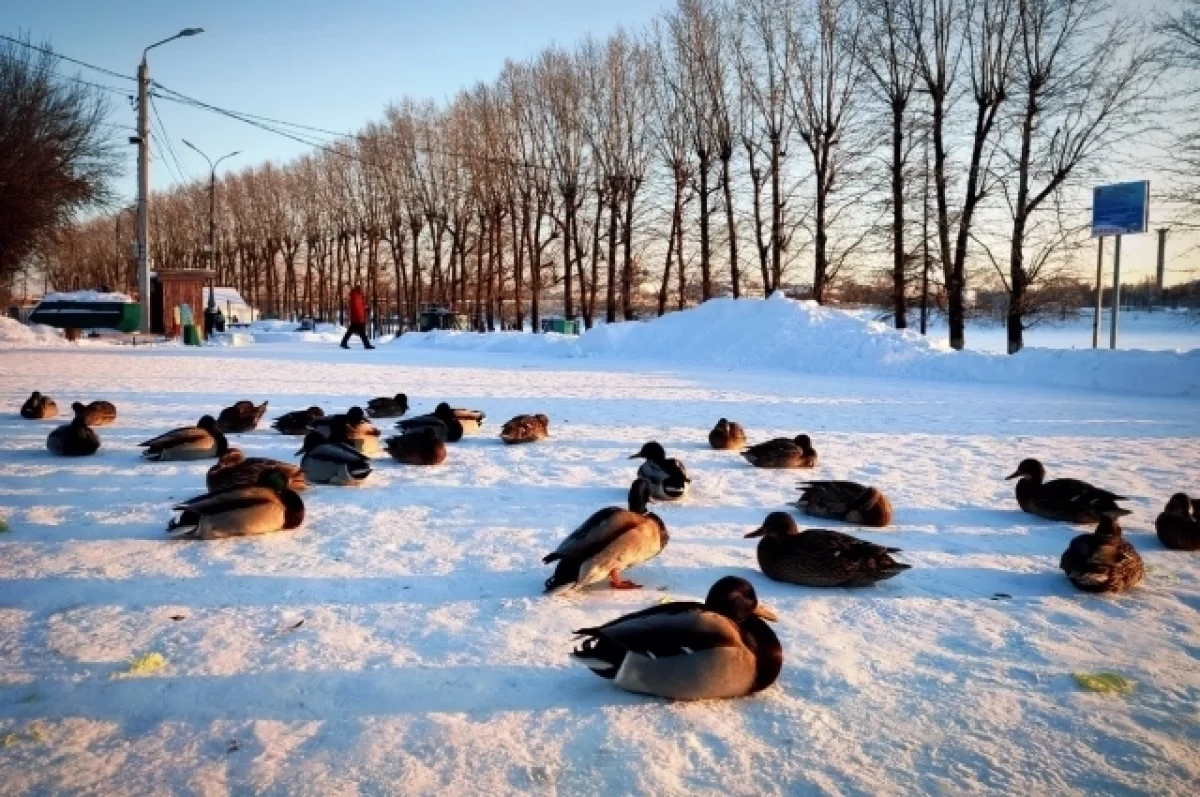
[42,0,1163,352]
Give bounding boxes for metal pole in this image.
[1156,228,1168,293]
[136,57,151,333]
[208,168,217,311]
[1091,237,1103,349]
[1109,235,1122,350]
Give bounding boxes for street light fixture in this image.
[182,139,241,322]
[135,27,204,334]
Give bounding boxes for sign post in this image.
[1091,238,1103,349]
[1091,181,1149,350]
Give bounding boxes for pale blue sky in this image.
[5,0,673,196]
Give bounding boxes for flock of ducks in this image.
[17,393,1200,702]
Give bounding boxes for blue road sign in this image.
[1091,181,1149,237]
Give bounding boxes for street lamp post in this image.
[183,140,240,322]
[136,27,204,334]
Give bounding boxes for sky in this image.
[5,0,1196,286]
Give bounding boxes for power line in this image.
[149,99,189,185]
[0,52,135,97]
[0,33,135,82]
[152,98,195,183]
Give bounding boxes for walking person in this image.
[340,285,374,350]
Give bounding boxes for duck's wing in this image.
[1042,478,1127,508]
[544,507,635,562]
[315,442,370,465]
[173,486,274,512]
[799,528,900,556]
[637,459,671,484]
[578,604,741,656]
[139,426,204,447]
[667,458,691,484]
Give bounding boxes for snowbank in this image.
[392,295,1200,397]
[246,319,347,344]
[0,317,65,348]
[42,290,134,303]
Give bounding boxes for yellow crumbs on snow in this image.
[114,652,167,678]
[1073,672,1135,694]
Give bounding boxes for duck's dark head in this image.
[793,434,814,453]
[296,431,325,455]
[1005,458,1044,483]
[627,478,652,513]
[535,413,550,426]
[308,406,325,418]
[198,415,219,432]
[745,511,800,539]
[1095,516,1123,537]
[1165,492,1192,516]
[71,401,85,414]
[257,467,290,492]
[630,441,666,462]
[346,406,366,424]
[30,391,41,399]
[394,393,409,406]
[715,418,729,430]
[705,576,779,623]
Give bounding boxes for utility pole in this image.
[1156,228,1169,297]
[1091,237,1104,348]
[134,28,204,335]
[1110,235,1122,350]
[183,140,240,329]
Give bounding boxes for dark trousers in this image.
[341,322,372,348]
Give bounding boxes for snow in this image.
[391,295,1200,398]
[40,291,134,304]
[921,308,1200,354]
[0,330,1197,793]
[0,318,64,349]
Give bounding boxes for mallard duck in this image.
[572,576,782,701]
[168,468,305,540]
[741,435,817,469]
[140,415,229,461]
[384,428,447,466]
[272,406,324,436]
[708,418,746,450]
[217,400,269,433]
[311,406,381,455]
[394,403,464,443]
[367,393,409,418]
[71,400,117,426]
[448,405,485,434]
[1006,459,1130,523]
[794,480,893,528]
[47,416,100,456]
[296,430,372,485]
[500,413,549,445]
[543,479,669,593]
[746,512,909,587]
[207,448,307,493]
[1060,517,1144,593]
[20,391,58,420]
[629,441,690,501]
[1156,493,1199,551]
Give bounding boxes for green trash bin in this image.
[183,324,202,346]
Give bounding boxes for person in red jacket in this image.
[340,285,374,349]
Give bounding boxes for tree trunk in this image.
[720,153,739,298]
[1007,89,1038,355]
[890,101,907,329]
[698,157,712,301]
[605,183,619,324]
[621,182,636,320]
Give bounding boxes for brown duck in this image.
[500,413,549,444]
[746,512,909,587]
[1156,493,1199,551]
[72,400,117,426]
[217,400,270,433]
[207,449,307,493]
[742,434,817,469]
[47,415,101,457]
[1006,459,1130,523]
[795,480,893,528]
[1059,517,1144,593]
[708,419,746,450]
[385,427,448,466]
[367,393,409,418]
[272,406,324,436]
[20,391,58,420]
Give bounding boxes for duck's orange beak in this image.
[753,605,778,622]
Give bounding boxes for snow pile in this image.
[41,290,134,303]
[394,295,1200,397]
[248,319,347,344]
[0,317,65,348]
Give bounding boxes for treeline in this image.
[37,0,1184,351]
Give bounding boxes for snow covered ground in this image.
[0,304,1198,794]
[922,309,1200,354]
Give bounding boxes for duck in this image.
[140,415,229,461]
[447,406,486,434]
[217,400,270,433]
[384,427,447,466]
[168,468,305,540]
[741,434,817,469]
[296,429,373,486]
[629,441,690,501]
[1006,458,1130,523]
[794,480,893,528]
[207,448,307,493]
[367,393,409,418]
[46,416,101,456]
[1156,493,1199,551]
[1059,516,1144,593]
[746,512,909,587]
[500,413,549,445]
[271,406,325,436]
[20,391,58,420]
[71,400,117,426]
[572,576,783,701]
[311,406,381,455]
[708,418,746,450]
[394,403,464,443]
[543,478,669,593]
